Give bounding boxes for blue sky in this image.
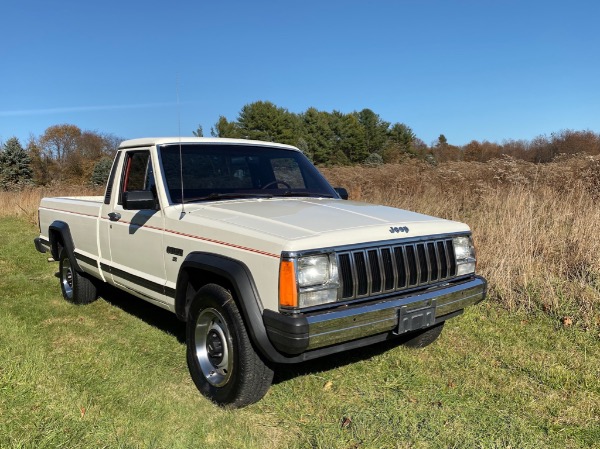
[1,0,599,147]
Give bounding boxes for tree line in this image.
[0,125,120,189]
[207,101,600,165]
[208,101,418,166]
[2,100,600,190]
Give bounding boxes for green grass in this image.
[1,216,598,448]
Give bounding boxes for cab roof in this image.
[119,137,300,151]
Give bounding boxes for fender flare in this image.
[175,252,293,363]
[48,221,83,273]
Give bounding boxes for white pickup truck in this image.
[34,137,486,407]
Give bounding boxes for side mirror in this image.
[334,187,349,200]
[123,190,157,210]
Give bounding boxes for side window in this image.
[270,158,306,188]
[119,151,156,205]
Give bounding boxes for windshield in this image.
[159,143,337,204]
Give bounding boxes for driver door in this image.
[105,150,168,305]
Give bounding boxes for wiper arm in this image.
[181,191,333,203]
[278,191,335,198]
[183,193,273,203]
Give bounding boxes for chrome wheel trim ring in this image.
[61,257,74,300]
[194,308,233,387]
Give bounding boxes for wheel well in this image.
[49,229,64,260]
[48,222,83,273]
[178,267,236,322]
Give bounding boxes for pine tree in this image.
[236,101,300,145]
[300,108,334,164]
[0,137,33,190]
[192,125,204,137]
[90,157,114,186]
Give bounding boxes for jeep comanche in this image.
[34,137,487,407]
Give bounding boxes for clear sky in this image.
[1,0,599,147]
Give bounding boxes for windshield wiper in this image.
[277,191,335,198]
[183,193,273,203]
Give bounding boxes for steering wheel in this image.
[261,180,291,189]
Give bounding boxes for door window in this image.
[119,151,156,205]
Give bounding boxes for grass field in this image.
[1,155,599,447]
[1,216,599,448]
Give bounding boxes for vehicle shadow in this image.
[271,337,405,385]
[89,282,409,384]
[97,283,187,344]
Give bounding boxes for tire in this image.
[402,322,445,348]
[58,249,98,305]
[186,284,274,408]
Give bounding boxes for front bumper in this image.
[263,276,487,355]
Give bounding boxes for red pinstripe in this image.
[40,206,280,259]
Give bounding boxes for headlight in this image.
[297,255,335,287]
[279,253,339,309]
[453,236,476,275]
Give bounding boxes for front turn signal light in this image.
[279,260,298,308]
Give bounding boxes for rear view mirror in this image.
[334,188,349,200]
[123,190,157,210]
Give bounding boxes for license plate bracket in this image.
[394,300,437,335]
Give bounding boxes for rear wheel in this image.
[186,284,274,407]
[58,249,97,305]
[402,322,445,348]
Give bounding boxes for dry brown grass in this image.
[0,186,103,224]
[3,156,599,329]
[322,154,600,330]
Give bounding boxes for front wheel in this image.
[59,249,98,305]
[186,284,274,407]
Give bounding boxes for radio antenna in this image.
[177,74,185,217]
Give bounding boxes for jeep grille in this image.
[337,238,457,301]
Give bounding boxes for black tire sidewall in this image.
[186,285,245,406]
[58,249,97,305]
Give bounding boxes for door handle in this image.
[108,212,121,222]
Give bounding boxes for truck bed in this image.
[38,196,104,277]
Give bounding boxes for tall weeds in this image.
[0,186,103,224]
[323,154,600,330]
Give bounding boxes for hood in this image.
[184,198,469,249]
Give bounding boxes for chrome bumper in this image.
[306,276,486,349]
[263,276,486,355]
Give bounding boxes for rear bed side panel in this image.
[39,197,103,278]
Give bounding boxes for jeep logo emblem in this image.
[389,226,409,234]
